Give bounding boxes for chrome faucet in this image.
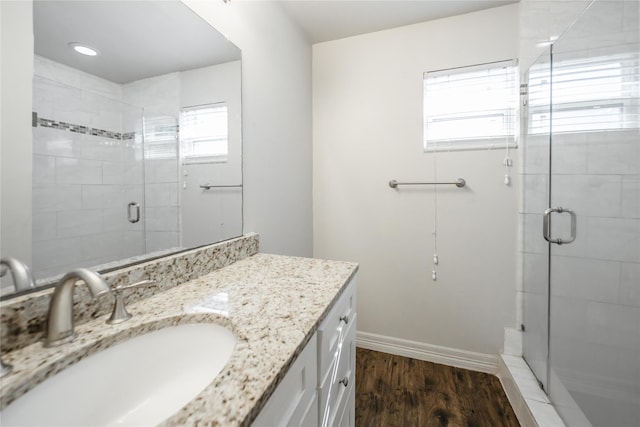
[0,257,36,292]
[43,269,110,348]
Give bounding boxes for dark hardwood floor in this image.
[355,348,520,427]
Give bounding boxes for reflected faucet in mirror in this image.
[0,0,243,299]
[0,258,36,293]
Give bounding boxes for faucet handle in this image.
[106,280,156,325]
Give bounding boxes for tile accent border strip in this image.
[32,113,177,141]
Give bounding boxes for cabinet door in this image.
[252,332,318,427]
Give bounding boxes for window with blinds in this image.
[180,103,228,163]
[143,116,179,160]
[528,51,639,134]
[423,59,519,152]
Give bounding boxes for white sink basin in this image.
[1,323,235,426]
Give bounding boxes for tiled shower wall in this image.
[520,1,639,425]
[31,56,181,280]
[31,72,146,279]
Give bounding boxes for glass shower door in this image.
[546,1,640,425]
[522,47,552,391]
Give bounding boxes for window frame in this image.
[423,59,519,152]
[179,102,229,165]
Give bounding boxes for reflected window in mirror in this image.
[180,103,229,164]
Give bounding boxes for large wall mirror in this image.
[0,0,242,299]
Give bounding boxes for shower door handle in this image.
[543,207,576,245]
[127,202,140,224]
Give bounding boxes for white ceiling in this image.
[34,1,240,84]
[278,0,519,44]
[33,1,518,84]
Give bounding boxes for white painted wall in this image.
[184,0,313,257]
[313,4,520,356]
[180,61,243,247]
[1,1,33,292]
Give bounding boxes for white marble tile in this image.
[32,212,57,241]
[33,155,56,186]
[551,133,589,175]
[619,262,640,307]
[102,161,124,185]
[102,208,127,233]
[145,183,179,207]
[32,127,81,158]
[122,231,146,258]
[522,213,547,255]
[32,236,83,273]
[34,55,122,101]
[56,209,103,238]
[502,354,550,404]
[145,159,179,184]
[123,185,144,205]
[122,72,180,118]
[145,207,179,232]
[621,175,639,220]
[81,185,123,209]
[586,217,640,263]
[81,232,126,262]
[523,252,548,295]
[522,174,548,214]
[56,157,102,185]
[587,136,639,175]
[503,328,523,356]
[81,137,123,163]
[585,301,640,349]
[551,174,622,218]
[527,400,566,427]
[146,231,180,252]
[32,184,82,213]
[522,135,549,175]
[550,256,620,304]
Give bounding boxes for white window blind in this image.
[423,59,519,152]
[143,115,178,160]
[528,51,640,134]
[180,103,228,163]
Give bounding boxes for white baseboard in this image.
[356,331,498,374]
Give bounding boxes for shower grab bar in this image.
[199,184,243,190]
[389,178,466,188]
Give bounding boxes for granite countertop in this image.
[0,253,358,426]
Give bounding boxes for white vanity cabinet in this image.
[252,277,357,427]
[317,278,356,427]
[251,331,319,427]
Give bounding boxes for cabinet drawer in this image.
[318,314,356,427]
[318,278,356,378]
[335,373,355,427]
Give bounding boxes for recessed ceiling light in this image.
[68,42,100,57]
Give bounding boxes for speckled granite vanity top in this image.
[0,253,358,426]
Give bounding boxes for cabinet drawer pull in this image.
[339,377,349,387]
[339,315,349,324]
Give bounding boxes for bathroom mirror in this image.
[0,0,242,298]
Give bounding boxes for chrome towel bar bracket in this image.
[389,178,466,188]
